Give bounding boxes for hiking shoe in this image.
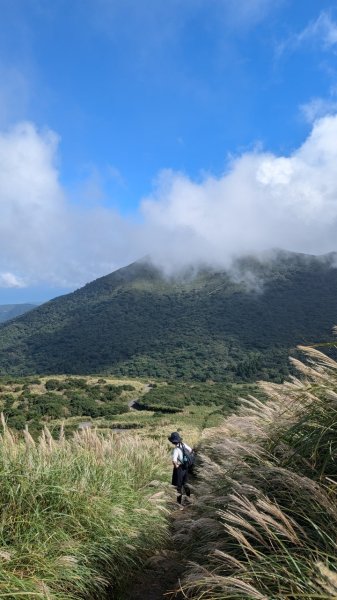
[183,497,193,505]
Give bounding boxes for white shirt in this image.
[172,443,192,466]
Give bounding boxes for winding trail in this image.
[122,508,189,600]
[122,384,197,599]
[128,384,152,410]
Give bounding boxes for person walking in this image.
[168,431,192,508]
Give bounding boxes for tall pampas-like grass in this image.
[179,345,337,599]
[0,420,171,598]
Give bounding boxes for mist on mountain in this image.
[2,116,337,292]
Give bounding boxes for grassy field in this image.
[4,358,337,599]
[0,375,244,598]
[0,375,251,440]
[0,419,173,599]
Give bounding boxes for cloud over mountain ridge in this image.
[1,114,337,288]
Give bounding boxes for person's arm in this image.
[172,447,180,468]
[183,443,192,453]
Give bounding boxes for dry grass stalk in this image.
[222,494,302,546]
[55,554,78,567]
[213,576,268,599]
[36,580,52,599]
[59,421,65,444]
[0,412,16,449]
[299,345,337,370]
[0,412,6,431]
[255,497,304,541]
[238,396,275,421]
[184,573,268,599]
[23,424,36,449]
[218,510,267,546]
[212,549,244,571]
[0,549,11,561]
[289,357,330,381]
[316,562,337,596]
[221,523,261,558]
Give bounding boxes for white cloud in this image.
[300,97,337,122]
[218,0,283,30]
[3,115,337,288]
[0,122,67,281]
[275,11,337,62]
[279,11,337,56]
[0,272,25,288]
[142,114,337,272]
[0,121,140,288]
[300,12,337,50]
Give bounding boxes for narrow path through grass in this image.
[121,507,191,600]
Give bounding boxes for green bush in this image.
[45,378,60,390]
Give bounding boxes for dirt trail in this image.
[121,508,190,600]
[128,384,152,410]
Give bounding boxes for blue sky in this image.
[1,0,337,303]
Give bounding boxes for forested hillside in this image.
[0,304,36,323]
[0,252,336,380]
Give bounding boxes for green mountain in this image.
[0,252,336,381]
[0,304,36,324]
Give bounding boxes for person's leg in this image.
[176,484,183,504]
[182,469,191,500]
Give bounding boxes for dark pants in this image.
[172,466,191,504]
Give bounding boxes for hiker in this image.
[168,431,193,507]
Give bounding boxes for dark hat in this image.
[168,431,182,444]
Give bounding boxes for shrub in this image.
[45,378,60,390]
[118,384,135,391]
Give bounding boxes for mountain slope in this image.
[0,304,36,324]
[0,254,336,380]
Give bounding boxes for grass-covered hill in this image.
[0,252,337,380]
[0,303,36,323]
